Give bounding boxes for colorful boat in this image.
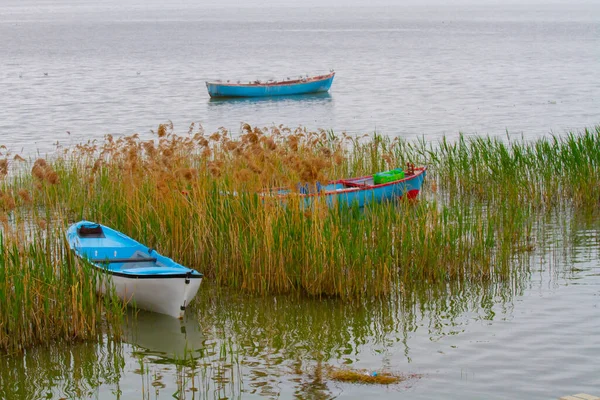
[66,221,203,318]
[206,71,335,98]
[263,166,427,208]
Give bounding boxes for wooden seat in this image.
[91,257,157,264]
[340,178,374,188]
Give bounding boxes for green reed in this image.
[432,126,600,209]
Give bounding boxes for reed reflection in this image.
[0,261,530,400]
[0,338,124,400]
[187,272,528,397]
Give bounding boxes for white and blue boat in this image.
[206,71,335,98]
[66,221,203,318]
[263,166,427,208]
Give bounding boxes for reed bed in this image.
[1,124,597,312]
[432,127,600,209]
[0,218,124,354]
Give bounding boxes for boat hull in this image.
[98,271,202,319]
[66,221,203,318]
[267,167,427,208]
[325,169,426,208]
[206,73,334,98]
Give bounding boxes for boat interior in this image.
[91,250,158,269]
[76,224,158,269]
[213,72,335,87]
[338,177,375,188]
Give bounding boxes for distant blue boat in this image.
[206,72,335,98]
[262,166,427,208]
[66,221,203,318]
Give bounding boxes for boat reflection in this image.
[207,91,332,106]
[122,309,205,362]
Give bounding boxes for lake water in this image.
[1,1,599,399]
[1,0,599,155]
[1,212,599,399]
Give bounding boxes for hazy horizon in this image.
[1,0,599,7]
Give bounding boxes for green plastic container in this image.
[373,168,405,185]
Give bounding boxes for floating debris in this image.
[326,365,405,385]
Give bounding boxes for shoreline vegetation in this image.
[1,123,599,354]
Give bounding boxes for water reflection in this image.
[207,92,333,106]
[0,337,124,400]
[0,274,531,399]
[0,250,536,400]
[122,309,205,363]
[187,275,528,397]
[204,91,335,136]
[0,246,536,399]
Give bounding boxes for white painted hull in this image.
[97,271,202,318]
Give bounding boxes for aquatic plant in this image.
[433,126,600,209]
[0,219,124,354]
[325,365,405,384]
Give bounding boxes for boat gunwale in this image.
[83,261,204,280]
[206,72,335,88]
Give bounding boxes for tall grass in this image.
[0,219,124,354]
[1,123,597,315]
[433,127,600,209]
[4,124,548,297]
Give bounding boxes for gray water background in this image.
[1,0,599,155]
[0,1,599,399]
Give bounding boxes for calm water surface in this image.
[0,0,599,155]
[1,1,599,399]
[1,210,599,399]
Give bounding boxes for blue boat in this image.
[262,166,427,208]
[66,221,203,318]
[206,71,335,98]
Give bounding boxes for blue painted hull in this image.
[206,72,335,98]
[266,167,427,208]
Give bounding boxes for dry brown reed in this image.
[6,122,586,304]
[0,159,8,177]
[32,158,59,185]
[0,191,16,211]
